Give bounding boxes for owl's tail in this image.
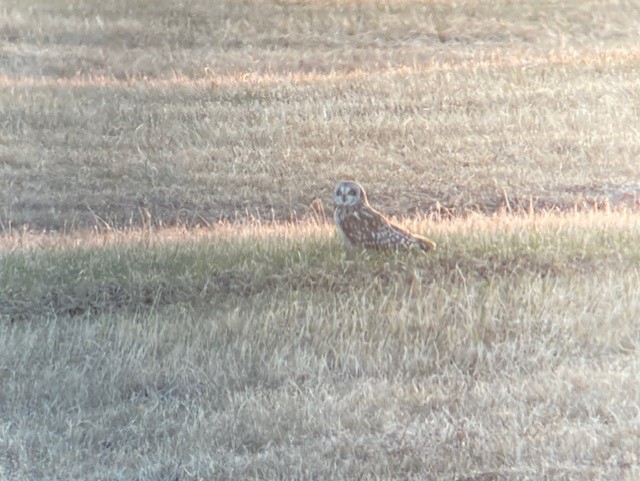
[414,235,437,252]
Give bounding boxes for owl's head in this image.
[333,181,368,207]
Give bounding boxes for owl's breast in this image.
[335,203,357,219]
[334,205,359,243]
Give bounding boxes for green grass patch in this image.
[2,211,638,323]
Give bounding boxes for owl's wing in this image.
[342,208,416,249]
[379,220,436,251]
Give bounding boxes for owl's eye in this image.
[348,188,357,196]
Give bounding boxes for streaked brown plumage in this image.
[333,181,436,252]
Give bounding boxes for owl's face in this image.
[333,181,368,207]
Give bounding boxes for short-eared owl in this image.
[333,181,436,252]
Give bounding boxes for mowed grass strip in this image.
[2,210,639,322]
[1,212,640,479]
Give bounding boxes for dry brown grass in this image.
[2,0,640,479]
[2,0,640,229]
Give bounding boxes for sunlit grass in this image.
[2,1,640,230]
[2,209,639,321]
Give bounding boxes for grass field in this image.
[2,0,640,479]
